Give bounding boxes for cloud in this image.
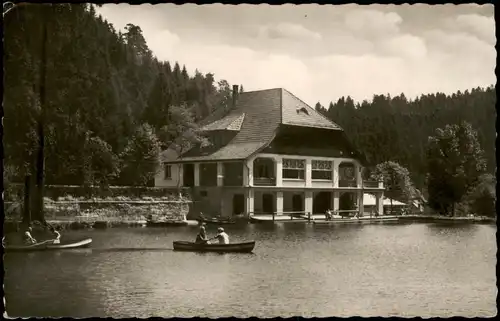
[423,29,495,61]
[455,14,495,44]
[95,4,496,107]
[380,34,428,60]
[259,23,322,42]
[148,29,181,60]
[344,9,402,39]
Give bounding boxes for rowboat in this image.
[197,217,237,225]
[4,238,92,253]
[146,220,189,227]
[173,241,255,253]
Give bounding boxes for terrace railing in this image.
[253,177,277,186]
[338,179,357,187]
[363,180,381,188]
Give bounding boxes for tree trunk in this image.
[22,175,31,226]
[34,3,49,227]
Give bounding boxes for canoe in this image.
[198,217,237,225]
[4,238,92,253]
[173,241,255,253]
[146,220,189,227]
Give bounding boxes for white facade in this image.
[154,163,182,188]
[156,153,385,217]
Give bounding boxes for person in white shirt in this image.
[24,226,37,245]
[215,227,229,244]
[50,227,61,244]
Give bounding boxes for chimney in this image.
[232,85,239,109]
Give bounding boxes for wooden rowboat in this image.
[173,241,255,253]
[4,238,92,253]
[197,217,237,225]
[146,220,189,227]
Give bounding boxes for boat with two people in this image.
[4,238,93,253]
[173,226,255,253]
[4,224,92,253]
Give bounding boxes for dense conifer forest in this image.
[4,4,233,187]
[315,87,496,192]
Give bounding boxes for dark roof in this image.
[162,88,343,163]
[281,89,342,130]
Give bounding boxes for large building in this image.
[156,86,385,218]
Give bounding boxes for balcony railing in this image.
[254,177,276,186]
[363,180,380,188]
[338,179,357,188]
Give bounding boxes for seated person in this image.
[195,224,208,244]
[24,226,37,245]
[325,209,333,220]
[50,227,61,244]
[215,227,229,244]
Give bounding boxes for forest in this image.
[4,4,234,189]
[3,4,496,217]
[315,87,496,192]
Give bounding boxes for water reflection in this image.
[4,224,497,318]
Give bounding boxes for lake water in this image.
[3,222,497,318]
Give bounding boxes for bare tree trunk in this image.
[22,175,31,226]
[34,3,49,227]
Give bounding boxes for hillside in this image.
[316,87,496,190]
[3,4,234,187]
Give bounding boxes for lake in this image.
[3,222,497,318]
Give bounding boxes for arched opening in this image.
[253,157,276,186]
[339,192,356,211]
[338,162,356,187]
[313,191,332,214]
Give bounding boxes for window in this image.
[312,160,332,180]
[258,165,270,178]
[164,164,172,180]
[282,158,305,179]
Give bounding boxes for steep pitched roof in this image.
[281,89,342,130]
[162,88,343,163]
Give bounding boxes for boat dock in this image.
[312,216,399,225]
[249,213,399,224]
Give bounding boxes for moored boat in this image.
[4,238,93,253]
[173,241,255,253]
[146,220,189,227]
[313,217,399,224]
[197,217,237,225]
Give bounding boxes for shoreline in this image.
[3,214,495,233]
[3,218,200,233]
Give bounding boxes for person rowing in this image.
[195,223,208,244]
[208,227,229,244]
[23,226,37,245]
[50,226,61,244]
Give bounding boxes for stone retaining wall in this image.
[5,199,190,221]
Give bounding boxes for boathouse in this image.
[155,86,385,218]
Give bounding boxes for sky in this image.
[96,4,496,107]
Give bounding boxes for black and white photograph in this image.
[2,2,496,318]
